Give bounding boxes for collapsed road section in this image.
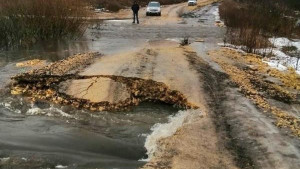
[10,53,196,112]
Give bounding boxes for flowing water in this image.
[0,5,222,168]
[0,25,178,169]
[0,75,179,169]
[0,90,178,168]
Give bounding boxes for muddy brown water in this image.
[0,4,223,169]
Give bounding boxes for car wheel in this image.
[158,12,161,16]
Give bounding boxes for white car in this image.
[146,1,161,16]
[188,0,197,6]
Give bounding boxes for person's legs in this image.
[136,12,139,24]
[133,12,136,23]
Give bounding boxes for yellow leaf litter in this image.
[209,48,300,137]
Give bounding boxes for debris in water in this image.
[195,38,205,42]
[180,37,190,46]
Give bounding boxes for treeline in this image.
[0,0,89,49]
[89,0,186,12]
[219,0,300,53]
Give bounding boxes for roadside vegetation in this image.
[219,0,300,53]
[0,0,89,49]
[89,0,186,12]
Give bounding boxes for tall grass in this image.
[0,0,89,49]
[219,0,300,53]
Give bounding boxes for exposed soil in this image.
[185,50,255,169]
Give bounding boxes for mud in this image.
[185,50,255,169]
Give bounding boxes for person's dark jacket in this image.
[131,4,140,13]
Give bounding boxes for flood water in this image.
[0,90,178,168]
[0,22,177,169]
[0,4,222,168]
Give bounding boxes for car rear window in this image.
[148,2,160,7]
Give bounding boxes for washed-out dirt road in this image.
[9,0,300,169]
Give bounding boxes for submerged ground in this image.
[1,0,300,169]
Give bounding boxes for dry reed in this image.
[0,0,89,49]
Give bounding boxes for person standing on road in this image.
[132,1,140,24]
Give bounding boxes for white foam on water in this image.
[166,38,182,43]
[141,109,201,161]
[0,101,21,114]
[212,6,224,25]
[21,157,27,161]
[55,165,68,169]
[48,106,72,118]
[212,7,220,21]
[0,157,10,162]
[26,107,46,116]
[26,105,73,118]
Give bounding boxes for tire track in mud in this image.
[114,48,158,79]
[135,49,158,79]
[184,50,255,169]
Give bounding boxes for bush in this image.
[106,0,123,12]
[0,0,89,49]
[220,0,300,53]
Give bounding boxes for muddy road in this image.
[1,1,300,169]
